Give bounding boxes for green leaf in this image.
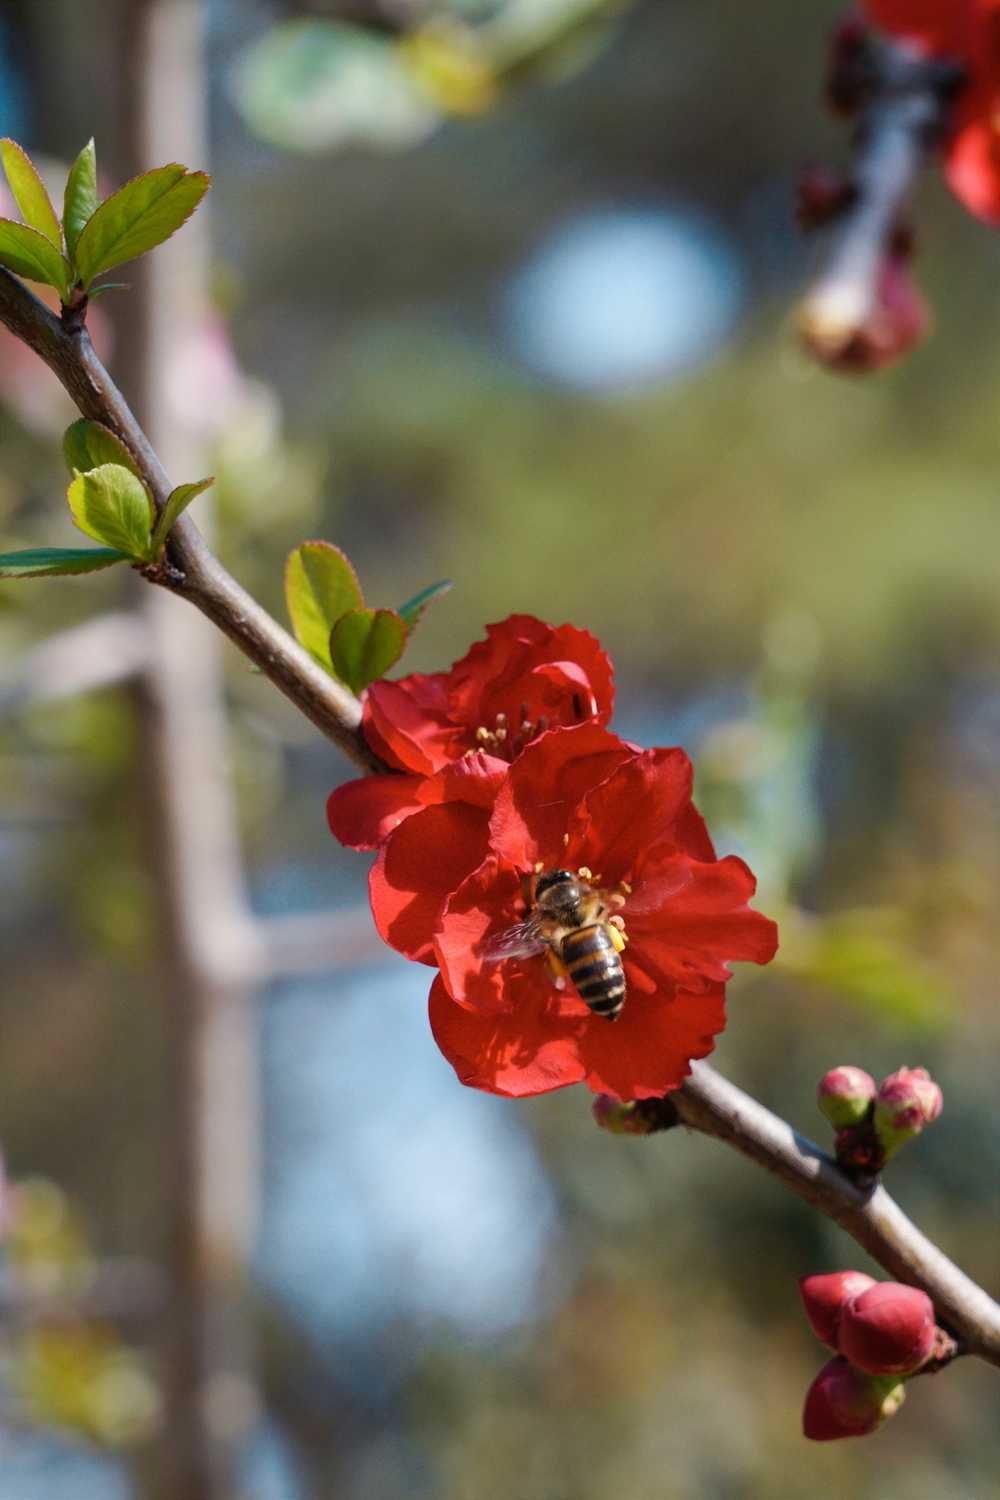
[62,419,144,482]
[150,477,214,556]
[330,607,406,693]
[67,464,156,561]
[285,541,362,669]
[0,219,71,298]
[0,138,61,247]
[398,578,452,630]
[73,164,210,289]
[62,138,98,258]
[0,546,130,579]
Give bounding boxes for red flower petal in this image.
[945,107,1000,222]
[327,774,426,851]
[574,982,727,1100]
[370,803,490,963]
[862,0,972,53]
[450,616,614,733]
[627,854,778,989]
[429,973,588,1097]
[364,673,462,773]
[489,724,636,869]
[567,747,694,882]
[434,855,526,1007]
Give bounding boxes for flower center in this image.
[471,709,549,762]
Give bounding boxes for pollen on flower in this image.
[577,866,593,881]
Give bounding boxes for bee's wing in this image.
[614,867,693,918]
[479,916,549,963]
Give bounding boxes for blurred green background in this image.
[0,0,998,1496]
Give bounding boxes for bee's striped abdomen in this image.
[560,924,626,1021]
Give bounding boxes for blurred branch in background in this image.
[0,612,148,718]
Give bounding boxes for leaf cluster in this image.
[0,137,208,304]
[285,541,450,693]
[0,420,212,579]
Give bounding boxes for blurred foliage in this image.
[2,1179,159,1447]
[1,0,1000,1496]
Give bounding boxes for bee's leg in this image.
[545,948,569,990]
[607,920,627,952]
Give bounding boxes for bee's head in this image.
[531,868,582,912]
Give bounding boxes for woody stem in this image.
[672,1062,1000,1368]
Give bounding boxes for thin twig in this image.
[0,268,383,774]
[799,41,959,358]
[674,1062,1000,1369]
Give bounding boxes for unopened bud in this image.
[797,166,857,231]
[800,255,931,375]
[799,1270,877,1348]
[817,1066,877,1129]
[803,1356,905,1441]
[838,1282,937,1376]
[873,1066,943,1158]
[591,1094,676,1136]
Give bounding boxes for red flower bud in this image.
[799,1270,878,1347]
[838,1282,937,1375]
[592,1094,676,1136]
[817,1066,877,1129]
[873,1066,943,1157]
[803,1356,905,1441]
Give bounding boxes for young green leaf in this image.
[67,464,155,561]
[73,164,210,288]
[329,607,406,693]
[0,546,130,579]
[63,419,145,482]
[150,477,214,556]
[62,138,98,258]
[0,220,71,298]
[285,541,363,669]
[0,138,62,247]
[398,578,453,630]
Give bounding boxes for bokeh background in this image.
[0,1,998,1496]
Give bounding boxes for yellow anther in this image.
[562,833,570,847]
[534,861,545,873]
[608,922,627,952]
[609,892,626,908]
[476,725,491,741]
[620,881,633,895]
[577,866,593,882]
[495,712,507,725]
[495,727,507,741]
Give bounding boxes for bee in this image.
[482,867,629,1020]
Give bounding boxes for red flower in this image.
[370,723,778,1102]
[863,0,1000,222]
[327,614,614,849]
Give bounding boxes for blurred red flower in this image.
[370,723,778,1101]
[328,613,614,848]
[864,0,1000,221]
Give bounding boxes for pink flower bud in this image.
[803,1356,905,1441]
[873,1067,943,1157]
[817,1066,877,1128]
[838,1283,937,1376]
[799,1270,878,1347]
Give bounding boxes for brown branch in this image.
[798,40,959,359]
[674,1062,1000,1369]
[0,268,383,774]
